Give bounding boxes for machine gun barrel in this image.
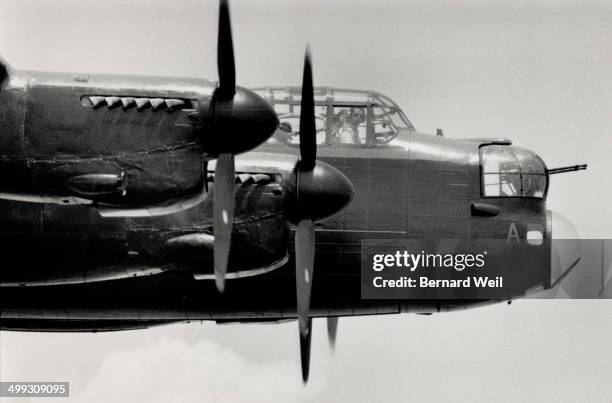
[547,164,587,175]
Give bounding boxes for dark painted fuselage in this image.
[0,74,556,331]
[0,71,212,207]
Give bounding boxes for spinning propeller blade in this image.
[213,153,235,293]
[211,0,238,293]
[0,59,7,89]
[327,317,338,351]
[288,47,353,382]
[298,47,316,170]
[208,0,278,292]
[296,219,315,338]
[299,317,313,383]
[294,48,317,383]
[217,0,235,100]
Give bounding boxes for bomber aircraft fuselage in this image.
[1,83,580,326]
[0,0,587,383]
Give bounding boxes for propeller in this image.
[216,0,235,101]
[295,50,316,382]
[213,153,234,293]
[300,317,313,383]
[206,0,279,293]
[0,59,7,89]
[288,48,354,382]
[211,0,236,294]
[295,48,316,341]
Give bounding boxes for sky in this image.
[1,1,611,402]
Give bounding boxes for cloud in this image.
[76,337,328,403]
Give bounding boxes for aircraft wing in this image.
[211,151,300,177]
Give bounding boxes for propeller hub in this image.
[286,160,354,223]
[202,86,279,156]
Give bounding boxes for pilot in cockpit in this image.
[334,107,365,144]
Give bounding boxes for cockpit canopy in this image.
[480,145,548,199]
[253,87,415,146]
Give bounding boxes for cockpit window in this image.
[254,87,415,146]
[331,106,366,144]
[480,145,548,199]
